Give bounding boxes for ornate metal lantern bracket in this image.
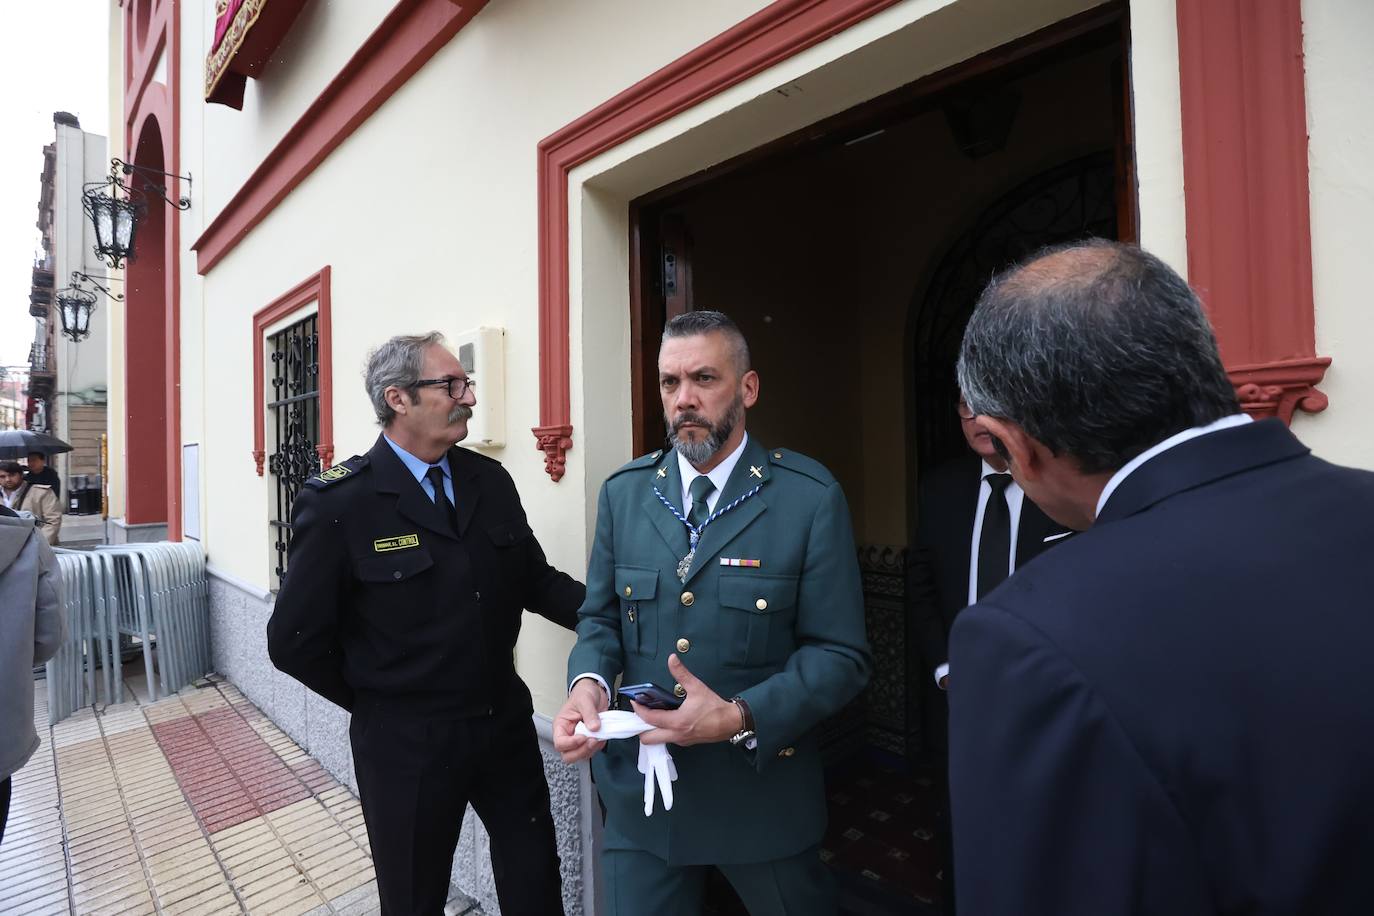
[82,158,193,269]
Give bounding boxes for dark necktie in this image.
[977,473,1013,599]
[688,475,716,529]
[425,465,459,533]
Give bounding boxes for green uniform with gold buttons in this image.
[568,437,871,913]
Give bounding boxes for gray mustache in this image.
[449,405,474,423]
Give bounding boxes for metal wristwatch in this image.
[728,696,756,746]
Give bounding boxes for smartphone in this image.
[617,682,684,710]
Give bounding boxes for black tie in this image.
[426,465,459,533]
[977,473,1013,599]
[688,476,715,530]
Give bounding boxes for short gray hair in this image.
[661,310,751,375]
[956,240,1238,474]
[364,331,446,426]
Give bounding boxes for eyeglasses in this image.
[414,376,476,399]
[957,403,976,420]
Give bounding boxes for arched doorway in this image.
[908,151,1119,474]
[124,116,170,527]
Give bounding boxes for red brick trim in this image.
[192,0,487,273]
[533,0,905,480]
[124,0,184,538]
[251,267,334,475]
[1176,0,1328,421]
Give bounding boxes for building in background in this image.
[101,1,1374,913]
[24,111,110,511]
[0,369,28,429]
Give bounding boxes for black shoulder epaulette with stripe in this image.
[305,454,369,489]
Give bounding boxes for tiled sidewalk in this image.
[1,676,385,915]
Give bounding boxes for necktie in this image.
[425,465,459,533]
[977,473,1013,599]
[687,476,715,530]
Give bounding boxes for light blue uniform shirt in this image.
[382,434,454,505]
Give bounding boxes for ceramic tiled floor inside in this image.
[1,676,383,915]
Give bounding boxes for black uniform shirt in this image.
[267,434,584,717]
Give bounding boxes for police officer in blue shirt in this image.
[268,332,584,915]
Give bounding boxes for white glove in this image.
[574,710,678,816]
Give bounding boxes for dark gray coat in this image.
[0,512,65,781]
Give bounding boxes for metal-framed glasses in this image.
[957,402,976,420]
[414,376,476,399]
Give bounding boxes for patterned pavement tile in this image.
[0,676,387,916]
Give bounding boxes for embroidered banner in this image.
[206,0,310,108]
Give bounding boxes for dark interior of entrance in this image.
[630,9,1129,913]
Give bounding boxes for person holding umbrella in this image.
[23,452,61,499]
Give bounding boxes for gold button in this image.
[676,638,690,653]
[681,591,694,607]
[673,683,687,698]
[755,598,768,611]
[623,585,632,597]
[773,451,782,459]
[779,746,795,757]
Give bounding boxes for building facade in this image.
[103,1,1374,912]
[25,112,110,509]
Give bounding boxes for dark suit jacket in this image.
[949,419,1374,915]
[267,435,584,716]
[909,455,1070,682]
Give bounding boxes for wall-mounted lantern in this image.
[82,158,192,269]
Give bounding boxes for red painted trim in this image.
[1176,0,1328,421]
[533,0,904,479]
[252,268,334,475]
[123,0,183,538]
[192,0,487,273]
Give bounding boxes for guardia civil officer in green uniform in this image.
[268,332,584,916]
[554,311,872,915]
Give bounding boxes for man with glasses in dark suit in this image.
[269,331,585,915]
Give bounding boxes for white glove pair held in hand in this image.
[574,710,678,816]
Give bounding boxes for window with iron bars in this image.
[266,313,322,587]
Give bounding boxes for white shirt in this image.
[0,487,17,509]
[677,433,748,518]
[1095,414,1253,518]
[935,460,1025,687]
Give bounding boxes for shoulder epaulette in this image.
[766,447,836,486]
[607,448,667,480]
[305,454,369,489]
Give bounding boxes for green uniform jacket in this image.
[568,438,872,865]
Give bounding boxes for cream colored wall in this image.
[180,0,1228,714]
[180,0,209,538]
[197,0,396,219]
[105,0,126,519]
[189,0,775,714]
[1297,0,1374,470]
[1127,0,1188,274]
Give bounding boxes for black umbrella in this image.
[0,430,74,460]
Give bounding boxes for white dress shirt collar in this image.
[677,433,749,516]
[1095,413,1253,519]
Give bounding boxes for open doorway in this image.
[629,6,1133,912]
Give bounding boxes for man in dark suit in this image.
[950,239,1374,914]
[267,332,585,916]
[908,397,1071,912]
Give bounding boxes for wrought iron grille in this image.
[266,313,321,583]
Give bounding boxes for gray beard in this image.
[668,395,743,467]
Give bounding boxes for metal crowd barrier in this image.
[47,542,210,724]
